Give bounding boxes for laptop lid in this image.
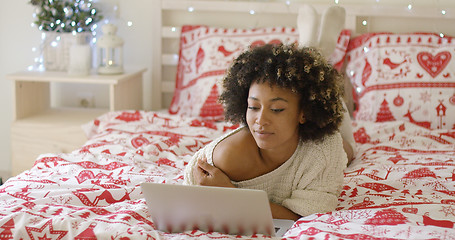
[140,182,276,237]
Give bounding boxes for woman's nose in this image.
[255,110,269,126]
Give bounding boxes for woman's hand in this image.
[193,157,235,188]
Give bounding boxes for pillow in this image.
[346,32,455,130]
[169,25,351,120]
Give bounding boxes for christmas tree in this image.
[29,0,102,32]
[365,208,408,225]
[199,84,224,118]
[0,219,14,240]
[376,98,396,122]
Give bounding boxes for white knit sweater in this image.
[183,127,347,217]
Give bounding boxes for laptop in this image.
[140,182,294,237]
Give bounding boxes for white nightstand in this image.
[7,69,146,176]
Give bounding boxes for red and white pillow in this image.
[169,25,351,121]
[346,33,455,130]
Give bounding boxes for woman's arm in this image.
[196,158,300,221]
[270,202,301,221]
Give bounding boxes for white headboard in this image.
[150,0,455,110]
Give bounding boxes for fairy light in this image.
[285,1,291,5]
[334,0,339,4]
[441,10,446,15]
[30,0,101,32]
[407,4,412,10]
[127,21,133,27]
[362,20,368,26]
[249,9,256,15]
[188,6,194,12]
[171,27,176,32]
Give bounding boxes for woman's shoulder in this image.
[212,128,257,179]
[299,132,344,159]
[311,131,343,147]
[304,132,347,166]
[214,127,255,161]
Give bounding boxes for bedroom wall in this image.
[0,0,454,180]
[0,0,155,180]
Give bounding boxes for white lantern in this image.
[97,23,124,74]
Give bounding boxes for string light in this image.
[334,0,339,4]
[249,9,255,15]
[362,20,368,26]
[441,10,446,15]
[188,6,194,12]
[407,4,412,10]
[29,0,101,32]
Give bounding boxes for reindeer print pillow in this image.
[345,33,455,130]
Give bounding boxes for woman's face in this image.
[246,81,304,150]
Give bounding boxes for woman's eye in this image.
[247,106,259,110]
[271,109,284,113]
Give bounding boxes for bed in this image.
[1,0,455,239]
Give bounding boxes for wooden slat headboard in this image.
[150,0,455,110]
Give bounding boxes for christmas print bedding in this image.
[0,110,454,239]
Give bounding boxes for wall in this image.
[0,0,454,179]
[0,0,155,180]
[0,1,36,180]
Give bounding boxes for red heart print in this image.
[417,51,451,78]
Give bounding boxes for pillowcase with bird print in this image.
[345,32,455,130]
[169,25,351,121]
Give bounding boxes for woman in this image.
[184,44,348,220]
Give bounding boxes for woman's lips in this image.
[254,130,273,138]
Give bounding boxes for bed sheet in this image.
[0,111,454,239]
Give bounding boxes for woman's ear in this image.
[299,112,306,124]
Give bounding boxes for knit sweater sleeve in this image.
[282,133,347,217]
[182,146,207,185]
